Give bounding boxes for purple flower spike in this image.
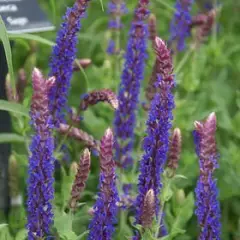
[49,0,91,126]
[88,128,119,240]
[194,112,221,240]
[114,0,150,167]
[27,68,55,240]
[106,0,128,54]
[170,0,194,51]
[135,38,175,225]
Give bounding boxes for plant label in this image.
[0,0,54,33]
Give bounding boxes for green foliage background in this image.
[0,0,240,239]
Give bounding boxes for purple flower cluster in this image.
[27,69,55,239]
[49,0,90,126]
[135,38,175,224]
[170,0,194,51]
[193,113,221,240]
[88,128,119,240]
[114,0,150,167]
[107,0,128,54]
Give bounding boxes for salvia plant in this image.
[3,0,240,239]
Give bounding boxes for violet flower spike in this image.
[69,148,91,211]
[193,112,221,240]
[114,0,150,167]
[169,0,194,52]
[107,0,128,54]
[88,128,119,240]
[49,0,91,126]
[135,37,175,226]
[145,33,174,110]
[27,68,55,240]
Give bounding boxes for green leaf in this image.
[60,167,75,209]
[15,229,27,240]
[99,0,104,11]
[0,16,16,95]
[0,224,7,230]
[0,224,13,240]
[8,33,55,46]
[0,133,25,143]
[76,230,89,240]
[0,100,30,118]
[54,212,77,240]
[170,192,194,237]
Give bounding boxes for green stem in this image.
[155,0,176,13]
[175,47,194,74]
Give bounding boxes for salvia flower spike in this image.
[191,9,217,46]
[69,148,91,211]
[73,58,92,72]
[169,0,194,52]
[80,89,119,111]
[145,35,174,109]
[141,189,155,229]
[27,68,55,240]
[107,0,128,54]
[193,112,221,240]
[148,14,157,43]
[114,0,150,167]
[16,68,27,103]
[167,128,182,177]
[136,37,175,225]
[49,0,91,126]
[88,128,119,240]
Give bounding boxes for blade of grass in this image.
[50,0,56,24]
[0,133,25,143]
[99,0,104,11]
[0,100,30,118]
[0,16,16,95]
[155,0,176,13]
[8,33,55,46]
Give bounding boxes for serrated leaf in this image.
[8,33,55,46]
[0,100,29,117]
[170,192,194,238]
[0,16,15,95]
[0,133,25,143]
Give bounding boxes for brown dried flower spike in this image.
[141,189,155,228]
[167,128,182,177]
[69,148,91,211]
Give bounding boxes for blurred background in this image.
[1,0,240,239]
